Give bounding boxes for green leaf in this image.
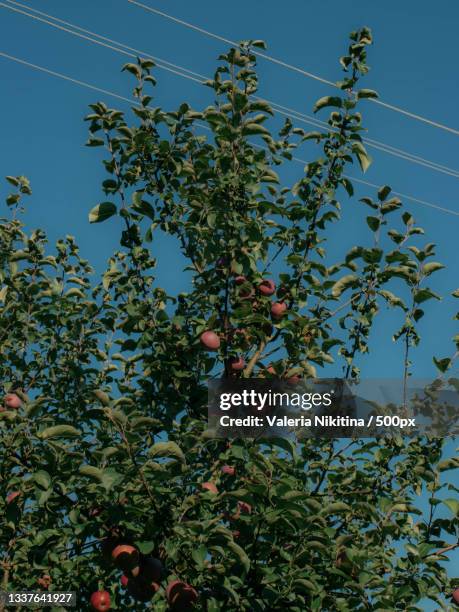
[38,425,81,439]
[378,290,406,310]
[414,288,441,304]
[132,193,155,220]
[34,470,52,490]
[222,577,240,604]
[88,202,117,224]
[341,178,354,197]
[377,185,391,200]
[452,289,459,298]
[293,578,317,593]
[443,498,459,516]
[85,138,105,147]
[422,262,444,276]
[381,198,402,214]
[79,466,122,492]
[227,541,250,573]
[248,100,273,115]
[321,502,351,515]
[242,123,270,136]
[438,458,459,471]
[352,142,372,173]
[6,194,20,206]
[331,275,359,297]
[149,441,186,463]
[366,216,380,232]
[303,131,323,141]
[251,39,267,49]
[433,357,451,373]
[191,545,207,569]
[65,288,85,299]
[134,541,155,555]
[402,212,414,225]
[122,62,142,78]
[357,89,378,99]
[313,96,342,112]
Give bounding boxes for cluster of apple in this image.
[199,276,287,370]
[90,541,198,610]
[0,392,22,412]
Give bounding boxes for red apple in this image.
[234,275,246,285]
[37,574,51,589]
[88,506,103,518]
[258,279,276,296]
[229,356,245,372]
[200,331,220,351]
[221,465,235,476]
[4,393,21,409]
[111,544,139,571]
[271,302,287,320]
[6,491,20,504]
[166,580,198,609]
[452,588,459,604]
[90,590,111,611]
[201,482,218,494]
[237,501,252,515]
[120,574,129,588]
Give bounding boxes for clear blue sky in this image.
[0,2,458,606]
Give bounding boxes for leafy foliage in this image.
[0,29,458,611]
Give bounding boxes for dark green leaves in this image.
[313,96,342,112]
[242,123,271,136]
[149,441,186,463]
[34,470,52,490]
[79,465,123,492]
[38,425,81,439]
[413,288,441,304]
[366,216,380,232]
[352,142,372,173]
[433,357,451,373]
[331,274,359,297]
[422,262,444,276]
[357,89,378,99]
[88,202,117,223]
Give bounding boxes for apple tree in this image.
[1,28,458,611]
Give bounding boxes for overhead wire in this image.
[2,0,459,179]
[126,0,459,137]
[1,50,458,218]
[3,0,459,180]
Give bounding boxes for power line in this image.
[2,0,459,181]
[0,0,203,83]
[265,101,459,179]
[0,51,135,105]
[267,100,459,178]
[1,49,457,218]
[3,0,206,82]
[127,0,459,138]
